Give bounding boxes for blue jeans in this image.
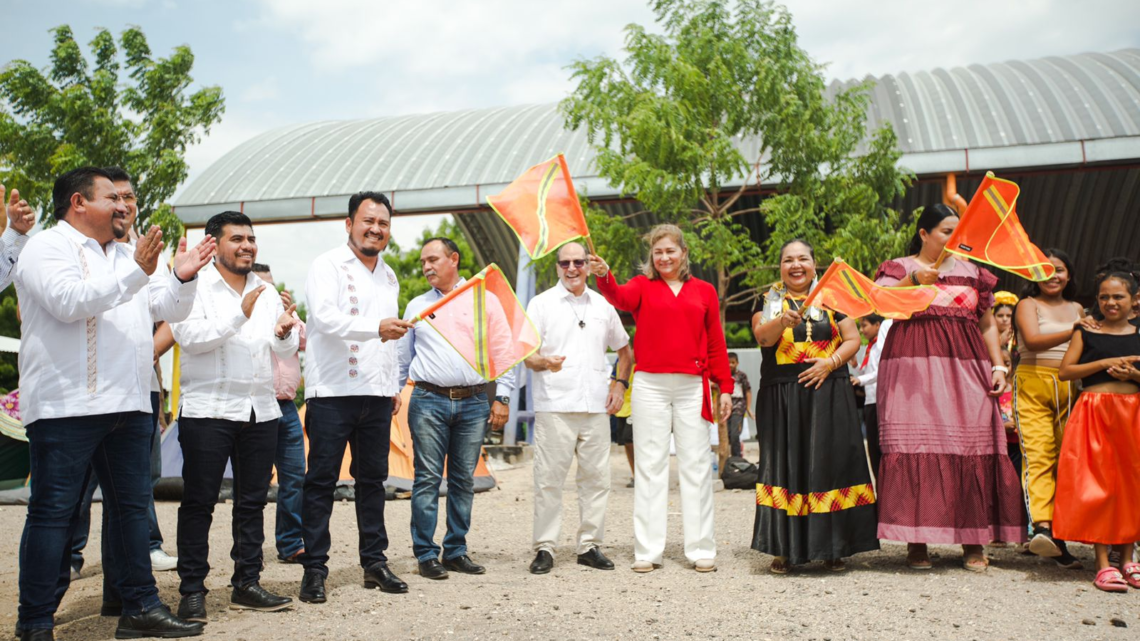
[19,412,162,631]
[408,388,489,562]
[274,399,305,559]
[301,395,392,575]
[71,393,165,576]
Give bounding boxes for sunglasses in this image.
[558,259,587,269]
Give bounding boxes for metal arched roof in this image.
[175,48,1140,224]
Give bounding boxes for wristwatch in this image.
[494,395,510,405]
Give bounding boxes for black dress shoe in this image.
[363,563,408,594]
[177,593,207,623]
[231,583,293,612]
[19,629,53,641]
[299,570,327,604]
[577,547,615,570]
[418,558,449,580]
[442,555,486,575]
[101,601,124,617]
[115,604,203,639]
[529,551,553,575]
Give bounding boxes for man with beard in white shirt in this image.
[298,192,414,603]
[14,166,215,641]
[525,241,632,574]
[69,167,180,619]
[172,211,299,622]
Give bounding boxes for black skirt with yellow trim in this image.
[751,376,880,564]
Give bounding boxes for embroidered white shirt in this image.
[14,221,196,425]
[172,264,298,422]
[526,281,629,414]
[304,244,401,399]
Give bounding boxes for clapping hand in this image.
[173,235,216,282]
[242,285,266,319]
[275,304,298,339]
[134,226,164,276]
[1,186,36,235]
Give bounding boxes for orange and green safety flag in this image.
[412,264,541,381]
[943,172,1055,281]
[487,154,590,259]
[802,258,938,320]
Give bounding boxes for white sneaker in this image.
[150,549,178,572]
[694,559,716,573]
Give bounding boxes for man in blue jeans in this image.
[253,262,307,563]
[14,166,214,640]
[398,237,512,580]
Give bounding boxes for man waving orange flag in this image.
[942,172,1055,281]
[487,154,591,259]
[802,258,938,320]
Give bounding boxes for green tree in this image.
[386,218,480,316]
[561,0,913,321]
[0,25,225,244]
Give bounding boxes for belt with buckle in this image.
[415,381,484,400]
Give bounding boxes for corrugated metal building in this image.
[175,48,1140,307]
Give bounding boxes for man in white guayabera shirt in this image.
[298,191,414,604]
[524,241,632,575]
[14,166,215,641]
[171,211,299,623]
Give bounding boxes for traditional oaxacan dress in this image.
[751,291,879,564]
[874,257,1025,544]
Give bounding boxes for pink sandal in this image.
[1094,567,1129,593]
[1121,563,1140,589]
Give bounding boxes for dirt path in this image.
[1,444,1136,640]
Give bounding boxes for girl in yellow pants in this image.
[1013,249,1085,568]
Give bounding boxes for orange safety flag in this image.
[487,154,590,259]
[411,264,541,381]
[802,258,938,320]
[943,172,1055,281]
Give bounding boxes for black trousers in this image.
[864,403,881,481]
[176,413,278,594]
[301,395,393,576]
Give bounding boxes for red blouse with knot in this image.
[595,272,733,422]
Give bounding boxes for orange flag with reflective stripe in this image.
[411,264,541,381]
[802,258,938,320]
[943,172,1055,281]
[487,154,590,259]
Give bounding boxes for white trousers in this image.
[631,372,716,564]
[532,412,611,555]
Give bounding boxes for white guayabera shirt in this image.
[14,221,196,426]
[526,281,629,414]
[304,244,401,399]
[172,264,299,422]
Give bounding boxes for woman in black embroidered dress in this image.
[750,240,880,573]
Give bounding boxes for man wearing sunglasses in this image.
[524,241,632,575]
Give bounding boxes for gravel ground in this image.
[1,442,1137,641]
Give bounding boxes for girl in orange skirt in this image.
[1056,272,1140,593]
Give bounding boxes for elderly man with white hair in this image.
[524,241,632,575]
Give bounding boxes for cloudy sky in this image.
[5,0,1139,295]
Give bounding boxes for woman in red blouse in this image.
[589,224,733,573]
